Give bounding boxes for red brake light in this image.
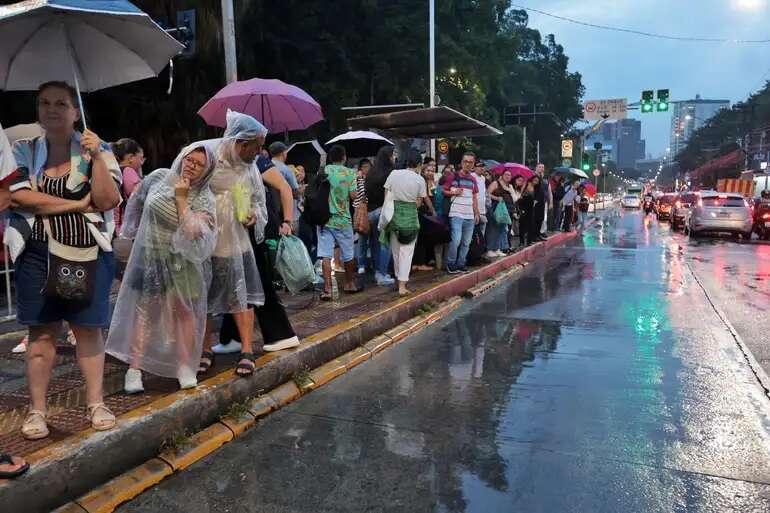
[762,213,770,219]
[675,200,682,208]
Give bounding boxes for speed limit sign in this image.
[561,139,573,158]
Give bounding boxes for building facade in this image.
[670,95,730,156]
[586,118,645,172]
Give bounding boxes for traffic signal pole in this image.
[221,0,237,83]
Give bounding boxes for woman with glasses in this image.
[106,144,217,392]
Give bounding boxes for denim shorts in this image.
[14,240,116,328]
[317,225,355,262]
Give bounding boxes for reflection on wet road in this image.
[119,210,770,513]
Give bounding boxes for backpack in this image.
[466,225,486,266]
[302,169,331,227]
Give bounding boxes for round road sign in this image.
[438,141,449,154]
[592,169,601,177]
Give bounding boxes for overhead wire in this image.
[511,4,770,44]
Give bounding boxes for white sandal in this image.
[87,403,116,432]
[21,410,49,440]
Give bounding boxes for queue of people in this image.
[1,80,591,449]
[1,81,304,442]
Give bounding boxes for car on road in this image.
[671,192,699,230]
[621,194,641,209]
[656,193,676,220]
[686,192,752,238]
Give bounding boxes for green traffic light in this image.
[582,163,590,171]
[642,103,653,113]
[657,101,669,112]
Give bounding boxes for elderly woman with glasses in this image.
[106,143,218,392]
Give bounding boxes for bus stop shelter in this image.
[347,106,502,139]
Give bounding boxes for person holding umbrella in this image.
[8,82,122,439]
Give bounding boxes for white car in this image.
[621,195,641,209]
[686,192,752,238]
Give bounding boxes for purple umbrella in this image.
[197,78,323,132]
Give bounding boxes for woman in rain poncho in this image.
[106,143,217,392]
[199,110,268,377]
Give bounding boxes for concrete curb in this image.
[5,230,581,513]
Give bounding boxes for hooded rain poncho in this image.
[206,110,268,314]
[106,143,218,379]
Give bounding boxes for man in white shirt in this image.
[472,161,488,241]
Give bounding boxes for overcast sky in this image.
[520,0,770,157]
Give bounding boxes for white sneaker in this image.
[263,336,300,352]
[357,267,366,275]
[11,337,28,353]
[494,250,506,257]
[484,251,497,259]
[124,368,144,394]
[375,272,395,286]
[177,367,198,390]
[212,340,242,354]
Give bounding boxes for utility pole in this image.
[428,0,436,159]
[536,140,540,164]
[522,126,527,165]
[221,0,237,84]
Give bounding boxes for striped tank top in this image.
[31,172,95,248]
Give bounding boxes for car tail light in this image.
[763,213,770,219]
[675,200,682,208]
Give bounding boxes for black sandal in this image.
[197,351,215,375]
[235,353,256,377]
[0,454,29,479]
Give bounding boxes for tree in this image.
[0,1,584,172]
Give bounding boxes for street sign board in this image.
[593,169,601,177]
[583,99,628,121]
[561,139,573,158]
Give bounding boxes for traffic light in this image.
[657,89,669,112]
[581,153,591,171]
[641,90,654,113]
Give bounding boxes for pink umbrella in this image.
[197,78,323,132]
[580,181,597,197]
[491,162,533,179]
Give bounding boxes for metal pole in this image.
[536,140,540,164]
[522,126,527,165]
[429,0,435,159]
[221,0,238,84]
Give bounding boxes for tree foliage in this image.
[677,81,770,172]
[0,0,584,171]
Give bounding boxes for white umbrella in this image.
[325,130,393,158]
[0,0,184,128]
[3,123,44,144]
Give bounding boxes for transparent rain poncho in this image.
[105,143,218,379]
[206,110,268,314]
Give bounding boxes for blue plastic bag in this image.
[275,235,315,294]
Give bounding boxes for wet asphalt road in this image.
[118,210,770,513]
